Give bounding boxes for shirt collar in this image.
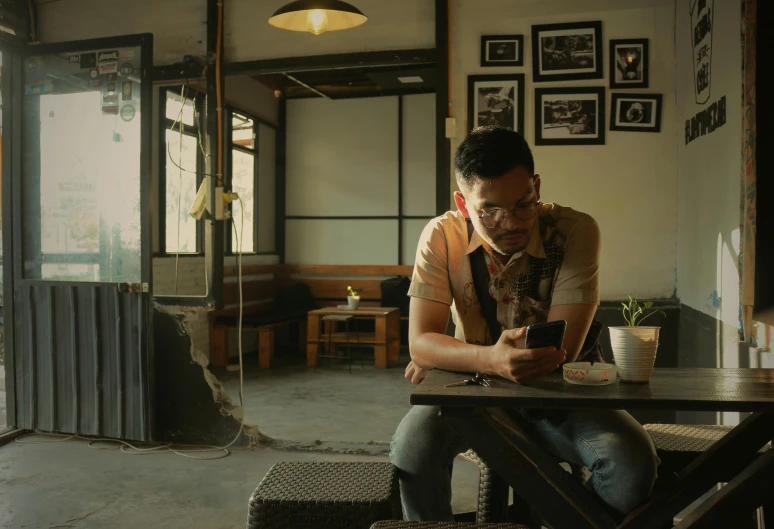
[464,218,547,259]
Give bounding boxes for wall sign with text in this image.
[685,0,725,145]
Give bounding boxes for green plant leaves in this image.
[621,294,665,327]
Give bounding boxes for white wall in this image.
[676,0,743,339]
[37,0,206,65]
[225,0,434,62]
[285,94,436,265]
[287,96,400,217]
[450,0,678,301]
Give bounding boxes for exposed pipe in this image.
[446,0,452,118]
[27,0,36,42]
[216,0,224,186]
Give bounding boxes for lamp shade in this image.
[268,0,367,35]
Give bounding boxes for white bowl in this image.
[563,362,617,385]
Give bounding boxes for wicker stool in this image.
[370,522,529,528]
[644,423,771,479]
[458,449,504,522]
[247,461,401,529]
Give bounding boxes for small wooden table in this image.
[411,368,774,528]
[306,307,401,369]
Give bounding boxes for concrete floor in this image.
[0,435,480,529]
[217,348,414,449]
[0,348,485,528]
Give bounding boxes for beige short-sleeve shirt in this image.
[408,203,600,346]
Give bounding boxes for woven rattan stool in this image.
[644,423,771,478]
[247,461,401,529]
[458,450,505,522]
[370,522,529,528]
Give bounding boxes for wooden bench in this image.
[209,264,413,369]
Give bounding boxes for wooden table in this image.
[306,307,400,369]
[411,368,774,529]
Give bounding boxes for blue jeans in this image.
[389,405,660,521]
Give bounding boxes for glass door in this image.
[11,34,154,441]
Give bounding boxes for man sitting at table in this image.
[389,126,660,522]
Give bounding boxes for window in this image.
[161,87,204,255]
[228,110,257,254]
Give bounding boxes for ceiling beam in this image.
[223,48,436,77]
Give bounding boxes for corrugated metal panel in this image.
[14,282,152,441]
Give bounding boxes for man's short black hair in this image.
[455,126,535,187]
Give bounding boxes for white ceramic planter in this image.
[609,326,660,383]
[347,295,360,310]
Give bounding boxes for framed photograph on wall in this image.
[534,87,605,145]
[609,38,649,88]
[610,93,662,132]
[531,21,603,82]
[480,35,524,67]
[467,74,526,134]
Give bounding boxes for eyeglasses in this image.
[478,201,540,229]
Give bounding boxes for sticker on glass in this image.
[97,50,119,63]
[119,63,134,75]
[122,81,132,101]
[120,104,136,122]
[80,53,97,68]
[24,58,37,73]
[98,61,117,74]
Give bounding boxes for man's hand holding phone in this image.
[486,324,566,384]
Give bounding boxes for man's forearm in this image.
[409,333,491,374]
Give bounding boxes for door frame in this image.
[4,33,154,433]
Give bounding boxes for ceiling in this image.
[252,64,436,99]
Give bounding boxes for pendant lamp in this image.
[268,0,368,36]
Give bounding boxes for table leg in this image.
[443,406,618,529]
[672,449,774,528]
[324,320,336,353]
[387,310,400,363]
[375,315,388,369]
[258,328,273,370]
[622,412,774,529]
[374,345,387,369]
[306,314,320,367]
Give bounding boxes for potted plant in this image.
[609,295,666,383]
[347,285,360,310]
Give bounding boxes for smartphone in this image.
[524,320,566,350]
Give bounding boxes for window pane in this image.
[23,45,144,283]
[41,264,100,281]
[165,129,199,254]
[166,90,195,126]
[231,149,255,253]
[232,113,254,150]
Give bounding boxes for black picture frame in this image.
[531,21,603,82]
[609,38,649,88]
[480,35,524,67]
[610,92,662,133]
[534,87,606,145]
[467,74,526,134]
